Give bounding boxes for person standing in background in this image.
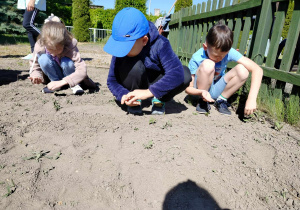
[17,0,46,60]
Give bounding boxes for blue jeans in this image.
[38,54,75,81]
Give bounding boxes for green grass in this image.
[0,34,29,45]
[239,81,300,127]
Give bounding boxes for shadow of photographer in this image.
[163,180,230,210]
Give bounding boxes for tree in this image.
[115,0,147,15]
[47,0,72,26]
[0,0,25,34]
[174,0,192,12]
[90,8,116,29]
[72,0,91,42]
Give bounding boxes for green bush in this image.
[72,0,90,42]
[115,0,147,14]
[0,34,28,45]
[174,0,192,12]
[90,8,116,29]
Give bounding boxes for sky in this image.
[92,0,207,15]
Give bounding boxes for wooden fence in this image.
[169,0,300,90]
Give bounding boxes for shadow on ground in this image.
[0,55,24,58]
[163,180,230,210]
[0,69,28,86]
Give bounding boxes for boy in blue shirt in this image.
[104,8,191,115]
[186,23,263,116]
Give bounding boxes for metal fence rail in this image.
[65,26,112,42]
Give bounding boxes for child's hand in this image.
[27,0,35,11]
[121,95,141,106]
[244,98,256,116]
[28,76,43,84]
[124,89,154,104]
[47,80,67,90]
[202,90,215,102]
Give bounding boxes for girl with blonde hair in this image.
[28,15,95,94]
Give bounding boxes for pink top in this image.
[29,38,87,87]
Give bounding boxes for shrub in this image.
[72,0,90,42]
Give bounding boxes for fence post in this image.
[93,28,96,43]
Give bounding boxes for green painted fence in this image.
[169,0,300,88]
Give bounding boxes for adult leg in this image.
[221,64,249,98]
[38,54,64,81]
[23,8,40,52]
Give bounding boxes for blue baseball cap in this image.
[104,7,149,57]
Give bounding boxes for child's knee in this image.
[61,57,74,69]
[236,64,249,80]
[38,54,51,68]
[199,59,215,74]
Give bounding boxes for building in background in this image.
[154,8,160,16]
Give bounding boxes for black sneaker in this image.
[127,105,143,115]
[42,87,54,93]
[214,99,231,115]
[196,98,211,113]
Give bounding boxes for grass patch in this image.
[0,34,29,45]
[233,81,300,127]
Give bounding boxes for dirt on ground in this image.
[0,43,299,210]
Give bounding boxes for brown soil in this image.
[0,43,299,210]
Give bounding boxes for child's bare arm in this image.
[237,56,263,115]
[185,75,214,102]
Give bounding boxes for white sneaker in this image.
[22,53,33,60]
[71,84,84,95]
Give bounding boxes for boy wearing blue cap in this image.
[104,7,191,115]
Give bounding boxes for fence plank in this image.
[280,0,300,71]
[201,22,208,47]
[207,0,212,12]
[239,10,252,55]
[218,0,224,9]
[232,0,239,5]
[225,0,231,7]
[232,12,242,49]
[201,1,206,13]
[250,0,273,65]
[197,3,201,14]
[195,23,202,52]
[212,0,218,11]
[266,1,289,68]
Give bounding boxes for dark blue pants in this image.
[22,8,40,52]
[115,57,191,102]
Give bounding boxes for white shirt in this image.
[17,0,46,11]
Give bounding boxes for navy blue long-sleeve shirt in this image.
[107,21,184,101]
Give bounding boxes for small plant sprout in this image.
[162,121,172,129]
[149,117,156,125]
[134,127,139,131]
[143,140,154,149]
[54,151,62,160]
[274,121,283,131]
[23,150,51,162]
[205,111,210,117]
[3,179,16,197]
[53,100,61,111]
